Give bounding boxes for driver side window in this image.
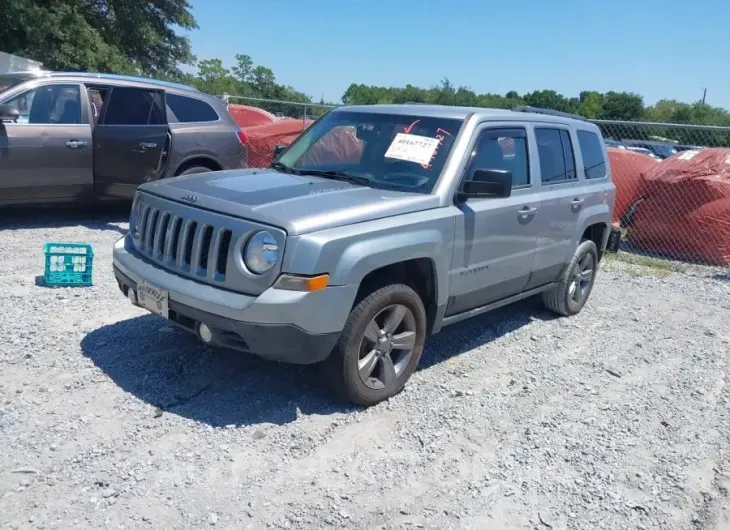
[465,128,530,188]
[2,84,82,125]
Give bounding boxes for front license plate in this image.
[137,281,169,319]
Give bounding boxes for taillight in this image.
[236,129,248,145]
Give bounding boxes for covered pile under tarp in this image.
[227,104,276,127]
[628,148,730,265]
[606,147,658,224]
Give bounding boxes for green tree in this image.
[577,91,604,119]
[0,0,197,77]
[598,91,644,121]
[231,54,254,84]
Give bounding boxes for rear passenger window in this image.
[102,87,166,125]
[535,128,577,184]
[466,128,530,187]
[166,94,219,123]
[577,130,607,179]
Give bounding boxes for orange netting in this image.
[628,148,730,265]
[607,147,658,223]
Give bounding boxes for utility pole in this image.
[701,87,707,105]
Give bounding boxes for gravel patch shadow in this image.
[0,202,131,234]
[80,314,358,427]
[80,295,554,428]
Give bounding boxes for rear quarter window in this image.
[166,94,219,123]
[577,130,607,180]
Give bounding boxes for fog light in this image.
[198,323,213,344]
[128,288,137,305]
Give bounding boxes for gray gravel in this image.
[1,206,730,530]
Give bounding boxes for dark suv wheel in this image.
[325,284,426,406]
[543,239,599,316]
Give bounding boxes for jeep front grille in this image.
[137,204,234,280]
[130,192,286,294]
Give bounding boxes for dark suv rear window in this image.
[577,130,607,180]
[166,94,219,123]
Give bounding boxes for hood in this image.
[140,168,440,235]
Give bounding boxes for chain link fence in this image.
[223,95,730,271]
[222,94,332,125]
[596,120,730,270]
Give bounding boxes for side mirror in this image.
[273,144,287,158]
[0,104,19,122]
[459,169,512,200]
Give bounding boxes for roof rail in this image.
[512,105,587,121]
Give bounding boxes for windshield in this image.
[277,110,464,194]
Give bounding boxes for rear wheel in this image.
[542,239,599,316]
[325,284,426,406]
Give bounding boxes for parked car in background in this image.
[625,146,662,160]
[113,104,615,406]
[0,71,248,206]
[673,144,705,152]
[604,139,627,149]
[622,140,677,159]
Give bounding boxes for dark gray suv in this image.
[0,71,248,206]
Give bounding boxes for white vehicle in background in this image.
[626,146,662,160]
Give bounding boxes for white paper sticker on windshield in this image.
[384,133,440,165]
[678,150,700,160]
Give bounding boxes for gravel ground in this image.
[1,205,730,530]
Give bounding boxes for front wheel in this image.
[324,284,427,407]
[177,166,212,176]
[542,239,599,316]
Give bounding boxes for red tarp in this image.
[628,148,730,265]
[607,147,658,223]
[227,104,276,127]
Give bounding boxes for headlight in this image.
[243,231,279,274]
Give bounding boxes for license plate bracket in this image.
[137,281,169,319]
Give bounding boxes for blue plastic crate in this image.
[43,243,94,287]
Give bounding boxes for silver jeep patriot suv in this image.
[113,104,615,407]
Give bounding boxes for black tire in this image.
[542,239,599,317]
[324,284,427,407]
[178,166,212,176]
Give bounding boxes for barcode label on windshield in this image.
[384,133,440,165]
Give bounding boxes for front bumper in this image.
[112,235,357,364]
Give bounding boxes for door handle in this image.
[571,197,585,205]
[65,139,88,149]
[518,206,538,218]
[139,142,157,149]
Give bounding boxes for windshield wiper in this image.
[270,161,297,174]
[296,169,372,187]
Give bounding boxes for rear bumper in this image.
[112,235,356,364]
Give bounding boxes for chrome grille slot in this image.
[215,229,232,276]
[153,212,170,258]
[198,226,214,275]
[144,208,159,253]
[184,221,199,269]
[130,192,286,293]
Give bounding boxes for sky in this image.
[186,0,730,110]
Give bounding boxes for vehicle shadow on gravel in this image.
[0,202,131,234]
[80,297,555,427]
